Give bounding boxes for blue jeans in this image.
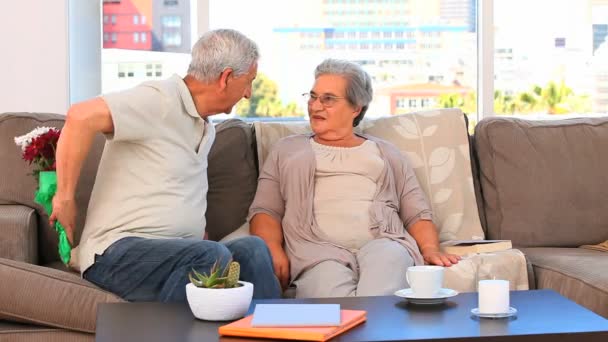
[83,236,281,302]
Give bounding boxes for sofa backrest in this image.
[475,116,608,247]
[252,109,485,243]
[205,119,258,241]
[0,113,105,264]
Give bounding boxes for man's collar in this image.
[173,74,201,119]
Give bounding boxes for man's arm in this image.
[250,213,290,289]
[408,219,460,267]
[50,98,114,244]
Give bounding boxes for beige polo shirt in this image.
[77,74,215,274]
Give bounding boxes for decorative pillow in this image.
[475,116,608,247]
[254,108,484,242]
[444,249,529,292]
[206,119,258,241]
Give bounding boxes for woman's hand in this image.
[408,220,460,267]
[422,250,461,267]
[267,243,291,290]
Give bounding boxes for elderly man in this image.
[51,29,281,302]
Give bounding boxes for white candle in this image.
[478,280,510,314]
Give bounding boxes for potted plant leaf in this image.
[186,259,253,321]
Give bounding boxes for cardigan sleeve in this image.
[247,146,286,223]
[389,146,434,230]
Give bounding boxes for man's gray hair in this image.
[314,59,373,127]
[187,29,259,83]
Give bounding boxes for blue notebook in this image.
[251,304,341,327]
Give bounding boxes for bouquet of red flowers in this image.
[15,127,71,265]
[14,127,61,177]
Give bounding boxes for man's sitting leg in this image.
[223,236,282,299]
[83,237,232,302]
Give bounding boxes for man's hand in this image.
[267,243,290,290]
[422,249,461,267]
[49,195,77,245]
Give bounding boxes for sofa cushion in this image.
[475,116,608,247]
[519,247,608,318]
[443,249,529,292]
[0,205,37,263]
[253,109,484,242]
[0,320,92,342]
[206,119,258,241]
[0,113,105,264]
[0,258,124,333]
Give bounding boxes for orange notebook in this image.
[218,310,367,341]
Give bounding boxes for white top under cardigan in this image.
[311,139,384,250]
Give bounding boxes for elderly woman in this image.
[249,59,459,298]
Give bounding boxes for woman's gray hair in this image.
[314,59,373,127]
[187,29,259,83]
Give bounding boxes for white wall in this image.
[0,0,100,114]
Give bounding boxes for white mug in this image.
[406,265,444,297]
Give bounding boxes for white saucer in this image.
[394,288,459,305]
[471,307,517,318]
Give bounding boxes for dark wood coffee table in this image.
[96,289,608,341]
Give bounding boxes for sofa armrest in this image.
[0,205,37,264]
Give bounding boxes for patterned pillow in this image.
[253,108,484,242]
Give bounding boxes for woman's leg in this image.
[223,236,282,299]
[84,237,232,302]
[356,238,414,296]
[293,260,357,298]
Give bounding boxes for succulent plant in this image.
[188,260,242,289]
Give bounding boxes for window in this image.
[161,16,182,28]
[163,32,182,47]
[203,0,470,118]
[98,0,484,119]
[396,98,407,108]
[494,0,600,115]
[144,63,163,78]
[102,0,192,93]
[162,15,183,47]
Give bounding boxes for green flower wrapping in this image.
[35,171,71,265]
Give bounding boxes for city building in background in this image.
[376,83,473,114]
[102,0,192,92]
[101,0,605,118]
[102,0,190,52]
[269,0,477,116]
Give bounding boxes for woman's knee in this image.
[360,239,413,267]
[295,261,356,298]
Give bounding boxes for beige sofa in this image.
[0,111,606,340]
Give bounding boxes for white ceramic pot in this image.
[186,281,254,321]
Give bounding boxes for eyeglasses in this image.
[302,93,346,107]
